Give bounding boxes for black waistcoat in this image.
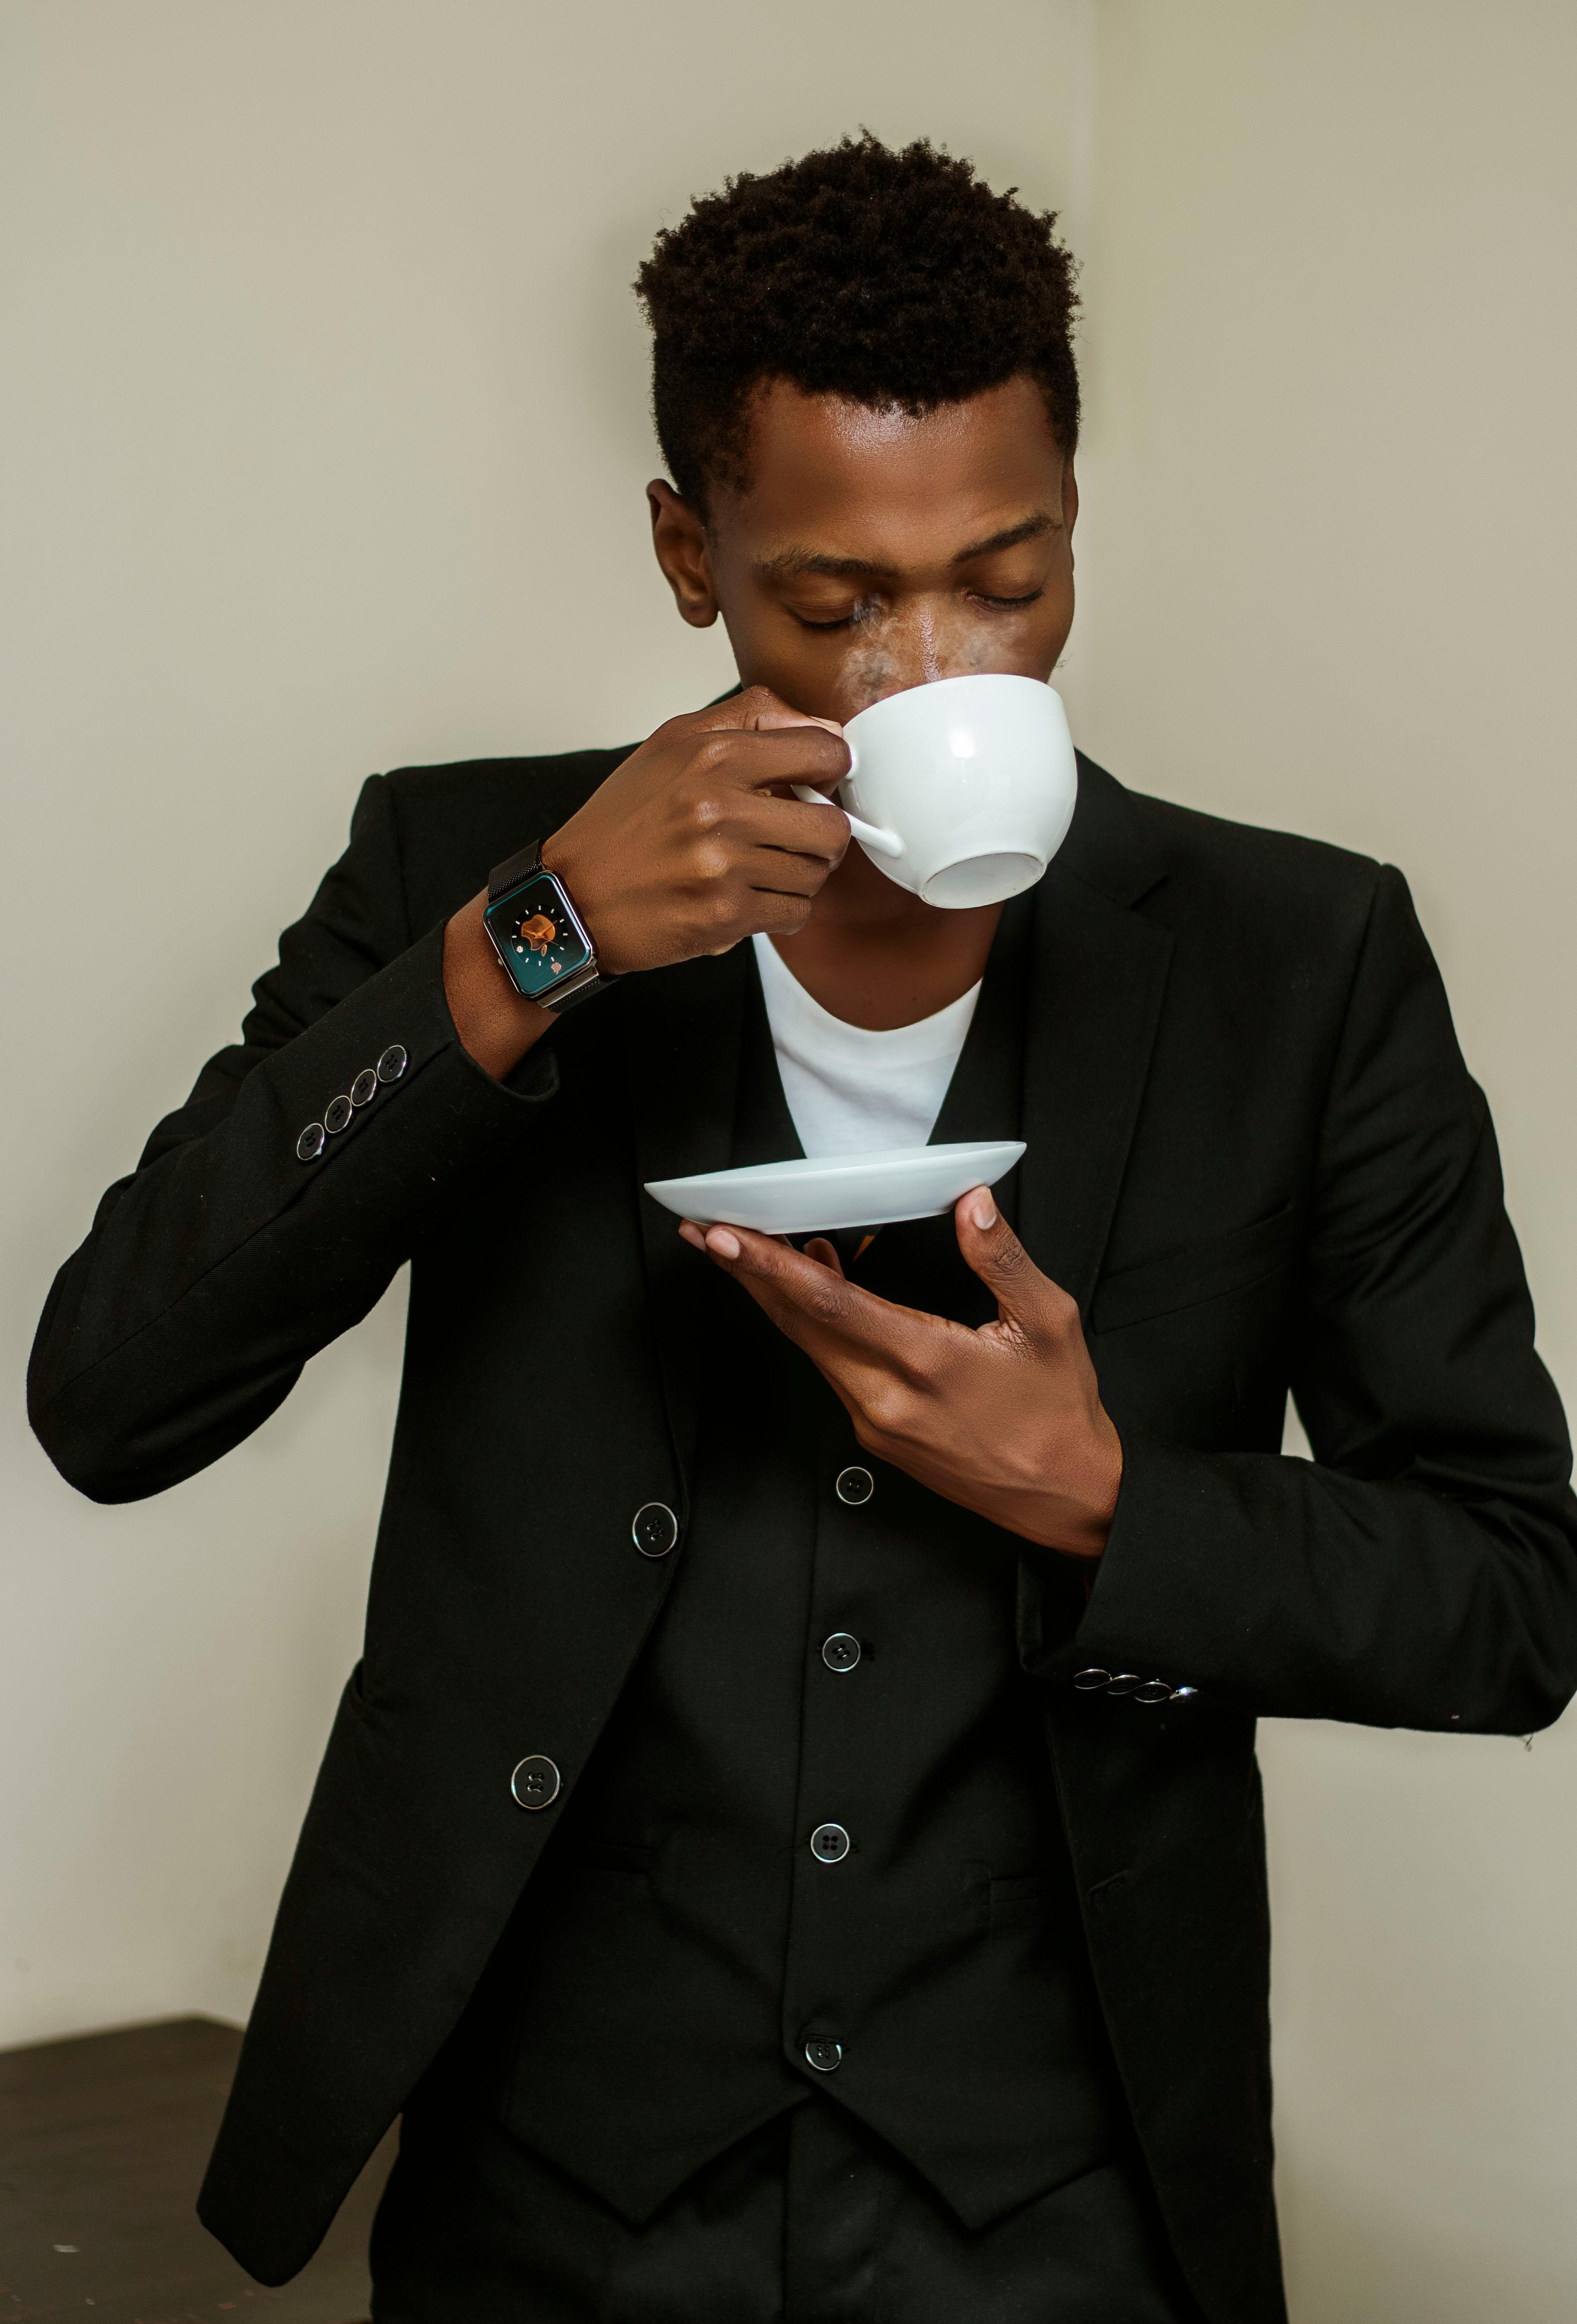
[466,906,1127,2231]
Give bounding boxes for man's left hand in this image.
[680,1188,1120,1558]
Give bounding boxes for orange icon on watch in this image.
[520,912,557,953]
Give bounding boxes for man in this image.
[29,134,1577,2323]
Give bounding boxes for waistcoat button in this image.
[821,1632,862,1673]
[296,1123,326,1162]
[835,1465,874,1506]
[376,1043,408,1083]
[510,1755,561,1810]
[810,1822,851,1863]
[804,2036,843,2073]
[632,1501,679,1557]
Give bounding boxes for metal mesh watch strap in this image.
[487,842,546,904]
[485,841,618,1014]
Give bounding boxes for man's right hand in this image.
[543,686,851,973]
[442,687,852,1078]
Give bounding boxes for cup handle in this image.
[790,783,905,859]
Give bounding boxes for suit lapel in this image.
[622,945,751,1502]
[1016,759,1175,1316]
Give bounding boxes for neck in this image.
[770,845,1002,1031]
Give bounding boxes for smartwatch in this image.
[481,843,618,1013]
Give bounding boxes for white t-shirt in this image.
[751,932,980,1159]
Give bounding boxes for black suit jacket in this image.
[29,749,1577,2324]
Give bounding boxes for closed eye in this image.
[795,587,1044,630]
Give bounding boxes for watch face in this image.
[485,874,593,1001]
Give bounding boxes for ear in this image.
[1061,456,1079,542]
[648,480,719,628]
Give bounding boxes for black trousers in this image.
[370,2096,1204,2324]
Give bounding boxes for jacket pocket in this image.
[1092,1203,1299,1334]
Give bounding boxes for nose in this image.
[843,596,986,711]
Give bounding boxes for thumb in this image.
[954,1188,1069,1336]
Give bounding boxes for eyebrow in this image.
[754,510,1058,582]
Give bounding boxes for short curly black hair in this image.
[635,133,1079,512]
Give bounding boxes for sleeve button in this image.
[1105,1673,1143,1696]
[324,1094,354,1135]
[1072,1668,1111,1692]
[296,1123,327,1162]
[351,1067,379,1107]
[1133,1679,1174,1705]
[377,1043,409,1083]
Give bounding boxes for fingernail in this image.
[677,1221,706,1250]
[970,1190,997,1231]
[706,1226,742,1261]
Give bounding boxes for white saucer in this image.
[644,1140,1026,1236]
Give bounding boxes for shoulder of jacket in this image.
[1130,784,1381,895]
[1075,755,1387,932]
[378,744,635,821]
[355,747,637,930]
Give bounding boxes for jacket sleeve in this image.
[28,774,559,1504]
[1026,866,1577,1735]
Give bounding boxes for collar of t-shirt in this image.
[750,932,982,1160]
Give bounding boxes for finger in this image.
[742,845,845,903]
[702,1222,930,1362]
[731,793,853,863]
[954,1189,1075,1339]
[693,683,844,738]
[802,1238,846,1277]
[740,891,823,945]
[693,725,852,798]
[677,1220,707,1251]
[704,1232,893,1414]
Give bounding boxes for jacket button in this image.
[1072,1668,1111,1692]
[804,2035,843,2073]
[632,1502,678,1557]
[296,1123,327,1162]
[1133,1679,1173,1705]
[510,1755,561,1810]
[822,1632,862,1673]
[810,1822,851,1863]
[351,1067,379,1107]
[835,1466,874,1506]
[325,1094,354,1135]
[1105,1673,1143,1696]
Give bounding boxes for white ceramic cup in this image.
[793,672,1079,908]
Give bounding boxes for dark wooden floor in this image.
[0,2017,396,2324]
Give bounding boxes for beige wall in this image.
[3,3,1574,2317]
[0,1,1092,2028]
[1071,6,1577,2321]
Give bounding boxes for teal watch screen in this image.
[485,875,592,999]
